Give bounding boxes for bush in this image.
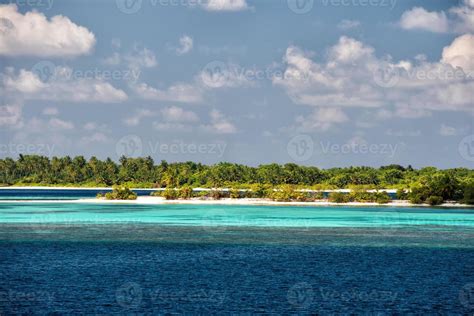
[375,192,391,204]
[96,193,104,198]
[249,183,271,198]
[426,195,444,206]
[179,186,193,199]
[229,188,241,199]
[210,190,223,200]
[463,183,474,205]
[270,186,297,202]
[162,188,178,200]
[312,192,325,200]
[409,194,424,204]
[104,186,137,200]
[396,189,408,200]
[328,192,351,203]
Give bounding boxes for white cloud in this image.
[153,122,193,132]
[201,109,236,134]
[124,109,155,126]
[42,107,59,116]
[124,47,157,70]
[399,7,448,33]
[176,35,193,55]
[440,124,457,136]
[161,106,199,122]
[2,67,128,103]
[48,117,74,130]
[198,62,254,89]
[442,33,474,74]
[394,106,432,119]
[200,0,248,11]
[0,4,95,57]
[295,108,348,131]
[0,103,22,127]
[79,132,109,145]
[337,19,361,30]
[132,82,204,103]
[398,1,474,34]
[103,52,121,66]
[274,35,474,115]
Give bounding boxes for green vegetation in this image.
[97,186,137,200]
[1,155,473,204]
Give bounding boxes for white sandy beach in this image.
[1,195,471,208]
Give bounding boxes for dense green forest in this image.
[0,155,473,204]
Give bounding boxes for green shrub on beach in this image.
[230,188,241,199]
[179,186,194,199]
[463,183,474,205]
[396,189,408,200]
[328,192,352,203]
[210,190,223,200]
[426,195,444,206]
[162,188,178,200]
[103,186,137,200]
[375,192,391,204]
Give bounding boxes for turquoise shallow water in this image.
[0,202,473,228]
[2,197,474,313]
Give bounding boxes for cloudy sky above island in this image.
[0,0,473,168]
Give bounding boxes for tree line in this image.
[0,155,473,204]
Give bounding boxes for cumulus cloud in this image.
[0,4,95,57]
[152,106,199,132]
[161,106,199,122]
[79,132,110,145]
[273,35,474,116]
[442,33,474,74]
[132,82,204,103]
[295,108,348,131]
[200,0,248,11]
[124,109,155,126]
[337,19,361,30]
[201,109,236,134]
[399,7,449,33]
[399,1,474,33]
[42,107,59,116]
[198,62,254,89]
[124,47,157,71]
[0,103,22,127]
[2,67,128,103]
[176,35,193,55]
[48,117,74,130]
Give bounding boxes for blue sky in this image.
[0,0,473,168]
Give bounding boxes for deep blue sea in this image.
[1,189,474,314]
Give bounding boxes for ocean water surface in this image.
[1,189,474,314]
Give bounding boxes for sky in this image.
[0,0,473,168]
